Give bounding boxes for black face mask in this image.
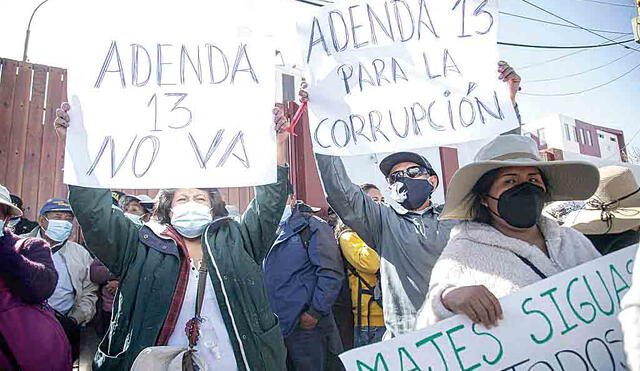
[390,177,434,211]
[487,182,545,229]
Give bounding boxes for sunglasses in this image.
[388,166,429,184]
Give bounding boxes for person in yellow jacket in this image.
[336,184,385,347]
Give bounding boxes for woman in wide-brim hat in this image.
[415,134,602,330]
[563,165,640,255]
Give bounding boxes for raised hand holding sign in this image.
[298,0,520,156]
[56,0,277,189]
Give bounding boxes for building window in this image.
[537,129,546,145]
[598,133,604,139]
[282,74,295,102]
[611,137,617,142]
[564,124,571,141]
[586,131,593,146]
[574,127,579,142]
[579,128,586,144]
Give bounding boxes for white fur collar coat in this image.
[415,217,600,329]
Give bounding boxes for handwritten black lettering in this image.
[231,44,259,84]
[131,44,151,87]
[180,45,203,85]
[94,41,126,88]
[329,10,350,52]
[349,5,369,49]
[189,130,225,169]
[306,17,331,63]
[392,0,415,42]
[132,135,160,178]
[217,131,250,168]
[206,44,230,84]
[417,0,439,39]
[367,3,395,45]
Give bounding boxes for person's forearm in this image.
[90,259,116,284]
[277,137,288,165]
[316,154,382,247]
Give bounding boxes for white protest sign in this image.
[60,0,276,188]
[340,245,637,371]
[298,0,519,156]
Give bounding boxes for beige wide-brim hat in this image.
[563,165,640,234]
[440,135,600,220]
[0,184,22,217]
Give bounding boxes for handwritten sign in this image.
[340,245,637,370]
[298,0,519,156]
[61,0,276,188]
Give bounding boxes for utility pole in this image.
[22,0,50,62]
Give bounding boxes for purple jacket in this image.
[0,230,70,371]
[0,231,57,303]
[89,258,117,313]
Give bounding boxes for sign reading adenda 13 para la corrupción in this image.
[298,0,520,156]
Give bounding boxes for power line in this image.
[520,0,640,52]
[576,0,635,7]
[521,61,640,96]
[527,51,635,82]
[517,34,631,70]
[499,11,633,35]
[499,38,635,49]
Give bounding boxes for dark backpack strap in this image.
[514,254,547,280]
[346,264,375,294]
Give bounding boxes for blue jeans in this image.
[285,315,344,371]
[354,326,385,347]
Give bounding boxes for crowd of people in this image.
[1,60,640,371]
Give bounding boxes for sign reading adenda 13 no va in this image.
[299,0,519,156]
[62,0,275,188]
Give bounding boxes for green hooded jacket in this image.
[68,166,289,371]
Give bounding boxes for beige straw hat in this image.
[0,184,22,217]
[563,166,640,234]
[440,135,600,220]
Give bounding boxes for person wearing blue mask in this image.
[54,102,290,371]
[24,198,98,361]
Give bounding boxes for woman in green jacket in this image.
[55,104,291,371]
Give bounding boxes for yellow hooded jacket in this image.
[338,231,384,327]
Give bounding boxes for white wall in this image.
[597,130,622,162]
[558,114,581,154]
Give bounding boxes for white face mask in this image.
[44,218,73,242]
[124,213,143,225]
[8,217,20,229]
[170,202,213,238]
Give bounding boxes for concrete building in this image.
[523,114,626,163]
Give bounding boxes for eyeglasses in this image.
[388,166,429,184]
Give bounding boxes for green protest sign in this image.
[340,246,637,370]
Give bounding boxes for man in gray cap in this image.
[295,60,523,337]
[315,150,458,337]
